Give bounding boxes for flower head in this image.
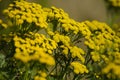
[4,1,48,28]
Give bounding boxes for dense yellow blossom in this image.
[43,6,120,79]
[1,0,120,79]
[91,51,100,62]
[38,71,47,77]
[83,20,120,79]
[84,20,120,58]
[60,45,69,55]
[43,6,69,20]
[13,32,56,65]
[102,62,120,78]
[71,61,88,74]
[70,46,85,63]
[3,1,47,28]
[44,7,84,35]
[101,55,110,63]
[53,33,70,47]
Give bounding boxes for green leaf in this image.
[0,53,5,68]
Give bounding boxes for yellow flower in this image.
[84,20,98,31]
[13,33,56,65]
[53,33,60,42]
[91,52,100,62]
[60,45,69,55]
[70,46,85,63]
[39,53,55,65]
[84,40,95,49]
[109,0,120,7]
[14,52,30,63]
[101,55,110,63]
[1,23,8,28]
[17,19,24,25]
[38,71,47,77]
[102,62,120,78]
[63,47,69,55]
[15,15,21,19]
[15,48,21,53]
[51,40,57,49]
[47,50,52,54]
[71,61,88,74]
[4,0,48,28]
[26,17,33,23]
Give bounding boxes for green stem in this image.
[23,63,30,80]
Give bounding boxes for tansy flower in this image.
[70,61,88,74]
[102,62,120,78]
[70,46,85,63]
[13,32,56,65]
[3,1,48,29]
[91,51,100,62]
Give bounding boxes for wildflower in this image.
[102,62,120,78]
[47,50,52,54]
[60,45,69,55]
[101,55,110,63]
[17,19,24,25]
[3,0,48,29]
[51,40,57,49]
[91,52,100,62]
[39,53,55,65]
[13,33,56,65]
[70,46,85,63]
[1,1,120,79]
[53,33,70,47]
[71,61,88,74]
[38,71,47,78]
[84,20,98,31]
[94,73,100,79]
[47,30,54,36]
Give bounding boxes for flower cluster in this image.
[14,32,57,65]
[44,5,120,79]
[0,0,120,80]
[104,0,120,47]
[83,20,120,78]
[43,8,90,76]
[70,61,88,74]
[3,0,47,31]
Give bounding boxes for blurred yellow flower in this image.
[71,61,88,74]
[109,0,120,7]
